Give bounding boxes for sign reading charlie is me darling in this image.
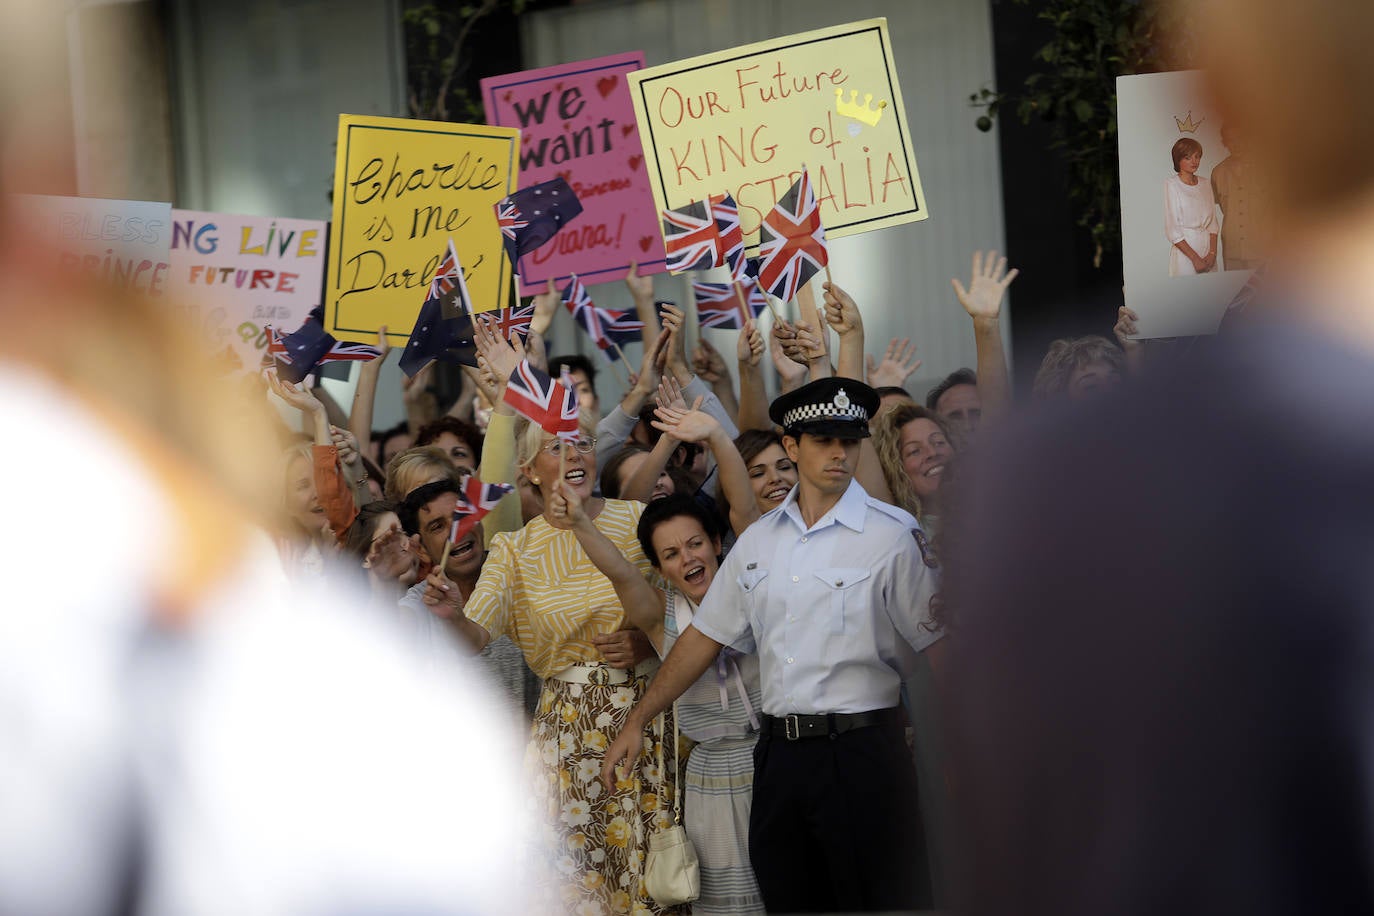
[169,210,327,373]
[629,18,928,251]
[483,51,668,293]
[326,114,520,344]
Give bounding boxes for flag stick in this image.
[761,291,785,327]
[732,281,754,328]
[439,530,454,572]
[610,340,636,379]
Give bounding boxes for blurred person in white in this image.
[0,11,533,912]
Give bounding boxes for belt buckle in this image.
[784,714,800,741]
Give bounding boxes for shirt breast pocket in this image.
[813,568,871,634]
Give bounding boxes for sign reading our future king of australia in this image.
[628,18,928,251]
[326,115,520,345]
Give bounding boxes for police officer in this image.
[602,376,941,913]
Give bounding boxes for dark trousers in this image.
[748,719,932,913]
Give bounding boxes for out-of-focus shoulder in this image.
[867,497,919,532]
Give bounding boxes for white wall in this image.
[523,0,1007,406]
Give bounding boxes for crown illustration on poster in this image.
[835,88,888,127]
[1174,110,1203,133]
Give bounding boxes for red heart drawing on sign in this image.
[555,82,563,91]
[639,236,654,252]
[503,91,513,103]
[596,75,617,97]
[621,124,634,138]
[628,154,642,171]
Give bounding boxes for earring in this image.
[530,476,541,485]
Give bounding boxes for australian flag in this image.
[267,305,383,384]
[503,358,580,442]
[400,291,477,377]
[661,199,724,274]
[757,168,829,303]
[692,279,767,329]
[450,475,515,543]
[495,177,583,275]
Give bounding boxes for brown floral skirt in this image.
[524,664,690,915]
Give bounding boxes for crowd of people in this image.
[254,241,1147,914]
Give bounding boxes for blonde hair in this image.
[872,403,954,522]
[384,445,457,502]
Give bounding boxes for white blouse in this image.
[1164,174,1218,276]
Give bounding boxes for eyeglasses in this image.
[542,436,597,456]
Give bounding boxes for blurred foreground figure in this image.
[947,2,1374,914]
[0,11,531,914]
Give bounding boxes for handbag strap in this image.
[656,704,683,824]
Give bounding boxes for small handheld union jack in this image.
[756,168,829,303]
[692,279,767,329]
[661,199,725,274]
[450,475,515,544]
[429,238,473,320]
[562,275,644,359]
[481,300,535,342]
[503,359,580,443]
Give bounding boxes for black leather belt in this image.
[762,707,898,740]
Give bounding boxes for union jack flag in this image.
[756,169,829,303]
[562,274,644,355]
[450,475,515,543]
[481,300,535,341]
[711,192,748,282]
[429,238,472,320]
[265,307,383,384]
[661,200,725,274]
[503,358,580,443]
[692,278,767,329]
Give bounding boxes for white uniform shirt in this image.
[689,479,941,716]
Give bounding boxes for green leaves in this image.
[967,0,1192,265]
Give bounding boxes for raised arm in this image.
[692,336,739,424]
[653,395,761,536]
[735,318,771,432]
[821,281,865,381]
[625,262,661,342]
[548,478,666,650]
[348,326,390,452]
[268,368,358,538]
[952,250,1018,423]
[601,624,722,788]
[865,338,922,393]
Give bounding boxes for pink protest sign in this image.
[482,52,667,294]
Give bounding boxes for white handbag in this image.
[642,706,700,906]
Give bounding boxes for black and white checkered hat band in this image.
[781,398,869,427]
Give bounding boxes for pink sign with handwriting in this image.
[482,52,667,294]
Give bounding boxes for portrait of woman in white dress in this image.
[1164,137,1219,276]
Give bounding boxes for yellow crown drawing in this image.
[1174,110,1203,133]
[835,88,888,128]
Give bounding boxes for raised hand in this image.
[822,282,863,336]
[737,317,764,368]
[691,336,728,383]
[473,312,526,383]
[865,337,922,388]
[655,374,689,414]
[373,324,392,363]
[660,302,691,380]
[330,425,361,466]
[625,261,654,302]
[420,565,464,619]
[653,395,718,443]
[1113,305,1141,352]
[769,320,808,384]
[402,360,435,404]
[546,477,586,530]
[530,278,560,336]
[952,250,1020,320]
[265,367,324,416]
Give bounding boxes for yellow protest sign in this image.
[326,114,520,343]
[629,19,928,249]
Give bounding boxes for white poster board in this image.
[1117,72,1252,338]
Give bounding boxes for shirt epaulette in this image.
[866,497,919,532]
